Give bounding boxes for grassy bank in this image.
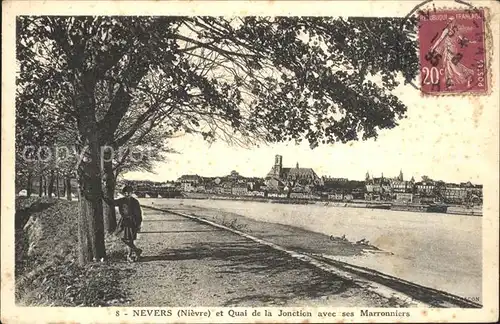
[15,197,134,306]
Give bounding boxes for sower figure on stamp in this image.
[429,16,474,88]
[113,185,143,262]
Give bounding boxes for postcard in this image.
[2,0,499,323]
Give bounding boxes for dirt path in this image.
[120,208,393,307]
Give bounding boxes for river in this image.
[141,198,482,302]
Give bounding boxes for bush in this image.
[214,215,249,232]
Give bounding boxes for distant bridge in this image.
[133,186,183,198]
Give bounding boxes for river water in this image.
[142,198,482,301]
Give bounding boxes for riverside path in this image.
[118,207,398,307]
[119,204,481,308]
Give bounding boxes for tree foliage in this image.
[15,15,419,262]
[17,16,418,151]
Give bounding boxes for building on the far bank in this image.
[322,177,348,183]
[231,184,248,196]
[328,193,344,201]
[177,174,202,185]
[220,187,232,195]
[395,192,413,203]
[177,174,202,183]
[365,172,392,200]
[265,155,323,192]
[365,170,417,201]
[247,190,265,197]
[322,176,365,199]
[180,182,196,192]
[128,165,483,207]
[441,182,483,205]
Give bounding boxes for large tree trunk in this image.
[77,151,106,264]
[77,183,93,264]
[75,71,106,265]
[66,176,72,201]
[102,160,117,233]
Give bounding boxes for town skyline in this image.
[122,167,481,186]
[122,147,482,185]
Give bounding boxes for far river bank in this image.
[155,193,483,216]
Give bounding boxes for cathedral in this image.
[265,155,323,191]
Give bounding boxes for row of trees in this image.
[17,168,74,200]
[16,16,418,264]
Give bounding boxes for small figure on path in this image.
[114,185,143,262]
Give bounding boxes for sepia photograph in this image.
[2,0,499,323]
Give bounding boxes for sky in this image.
[123,77,493,184]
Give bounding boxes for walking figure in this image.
[115,185,143,262]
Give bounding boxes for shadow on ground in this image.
[138,239,360,306]
[140,230,221,234]
[142,219,192,223]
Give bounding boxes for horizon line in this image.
[121,170,482,185]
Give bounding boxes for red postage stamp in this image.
[418,8,489,95]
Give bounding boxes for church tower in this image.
[274,155,283,177]
[398,169,404,181]
[365,171,370,181]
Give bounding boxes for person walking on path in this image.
[113,185,143,262]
